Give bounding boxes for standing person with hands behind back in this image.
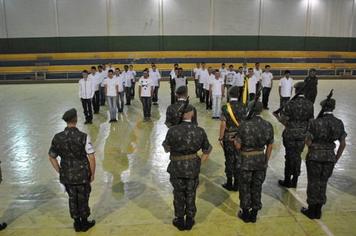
[48,108,96,232]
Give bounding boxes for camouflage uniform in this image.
[49,127,94,220]
[305,113,346,206]
[220,99,245,188]
[165,100,198,128]
[280,95,313,186]
[236,116,274,212]
[304,75,318,104]
[162,121,212,219]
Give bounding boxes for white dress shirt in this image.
[279,77,294,97]
[210,78,224,96]
[235,72,244,87]
[175,76,187,89]
[103,77,118,96]
[79,78,95,99]
[193,68,201,80]
[248,75,258,94]
[199,69,209,85]
[225,70,237,86]
[138,77,153,97]
[204,74,214,90]
[262,72,273,88]
[149,69,161,87]
[115,75,124,93]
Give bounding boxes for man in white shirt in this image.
[254,62,263,94]
[247,68,258,101]
[205,67,214,110]
[235,66,245,101]
[79,70,94,124]
[139,69,154,121]
[279,70,294,108]
[198,62,208,103]
[225,65,237,101]
[88,66,100,114]
[174,68,188,91]
[149,63,161,105]
[219,63,227,82]
[193,63,201,98]
[242,62,248,76]
[98,65,106,106]
[129,65,137,99]
[115,68,125,113]
[209,70,225,119]
[170,64,179,105]
[261,65,273,110]
[122,65,133,105]
[103,70,118,122]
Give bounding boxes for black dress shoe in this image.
[185,217,195,230]
[172,217,185,231]
[238,209,250,223]
[73,219,82,232]
[0,223,7,231]
[81,219,95,232]
[249,209,258,223]
[278,179,291,188]
[301,205,316,219]
[222,183,234,191]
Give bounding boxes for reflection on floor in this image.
[0,81,355,236]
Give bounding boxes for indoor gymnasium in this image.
[0,0,355,236]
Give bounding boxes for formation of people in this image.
[0,62,347,233]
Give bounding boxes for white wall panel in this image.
[109,0,159,36]
[0,0,7,38]
[308,0,354,37]
[260,0,307,36]
[163,0,210,35]
[4,0,57,38]
[214,0,260,35]
[57,0,107,36]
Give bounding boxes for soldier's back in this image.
[221,101,245,131]
[284,96,314,127]
[165,101,198,128]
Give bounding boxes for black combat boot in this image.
[301,205,316,219]
[73,218,82,232]
[238,209,250,223]
[278,172,291,188]
[290,176,298,188]
[249,209,258,223]
[0,222,7,231]
[232,178,239,192]
[81,218,95,232]
[172,217,185,231]
[185,216,195,231]
[222,177,233,191]
[315,204,323,219]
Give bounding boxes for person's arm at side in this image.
[219,120,226,147]
[336,137,346,162]
[201,130,212,162]
[265,123,274,161]
[88,153,96,182]
[49,156,60,173]
[48,138,60,173]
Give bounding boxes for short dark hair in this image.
[222,63,225,66]
[98,65,103,69]
[265,65,270,68]
[229,64,234,68]
[108,69,114,73]
[143,68,149,72]
[238,66,243,69]
[255,62,260,65]
[284,70,291,74]
[215,69,219,73]
[201,62,206,65]
[124,65,129,68]
[248,68,253,71]
[174,63,179,66]
[82,70,88,74]
[91,66,96,70]
[178,67,183,70]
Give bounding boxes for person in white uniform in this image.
[261,65,273,109]
[115,68,125,113]
[193,63,201,98]
[149,63,161,105]
[170,64,179,105]
[174,68,188,91]
[279,70,294,108]
[79,70,94,124]
[205,67,214,110]
[88,66,100,114]
[198,62,208,103]
[209,70,225,119]
[129,65,137,99]
[98,65,106,106]
[235,66,245,101]
[138,69,154,120]
[122,65,132,105]
[103,70,118,122]
[225,65,237,102]
[247,68,258,101]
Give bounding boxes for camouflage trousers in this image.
[64,184,91,219]
[283,139,305,177]
[306,161,335,205]
[239,169,266,210]
[170,177,199,218]
[223,140,240,179]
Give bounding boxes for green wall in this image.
[0,36,355,53]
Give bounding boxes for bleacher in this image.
[0,51,356,82]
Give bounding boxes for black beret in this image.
[320,98,335,111]
[228,86,239,98]
[175,86,188,96]
[183,104,195,114]
[62,108,77,122]
[294,81,305,89]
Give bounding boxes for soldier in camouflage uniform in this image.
[48,108,96,232]
[233,101,274,223]
[219,86,245,191]
[165,86,197,128]
[163,104,212,231]
[304,68,318,104]
[301,98,347,219]
[276,82,314,188]
[0,161,7,231]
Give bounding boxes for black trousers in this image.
[249,93,255,102]
[205,89,212,109]
[262,87,271,108]
[81,98,93,122]
[199,83,205,103]
[141,97,152,118]
[152,87,159,103]
[194,80,199,98]
[237,86,244,102]
[92,90,100,113]
[125,87,131,105]
[131,81,136,98]
[64,184,91,219]
[280,97,290,108]
[226,85,232,102]
[99,86,105,105]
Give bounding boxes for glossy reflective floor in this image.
[0,81,355,236]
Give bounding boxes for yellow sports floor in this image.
[0,81,355,236]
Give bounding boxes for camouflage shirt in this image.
[162,121,212,178]
[304,76,318,93]
[220,100,246,134]
[281,95,314,140]
[49,127,94,184]
[236,116,274,170]
[306,113,347,162]
[165,100,198,128]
